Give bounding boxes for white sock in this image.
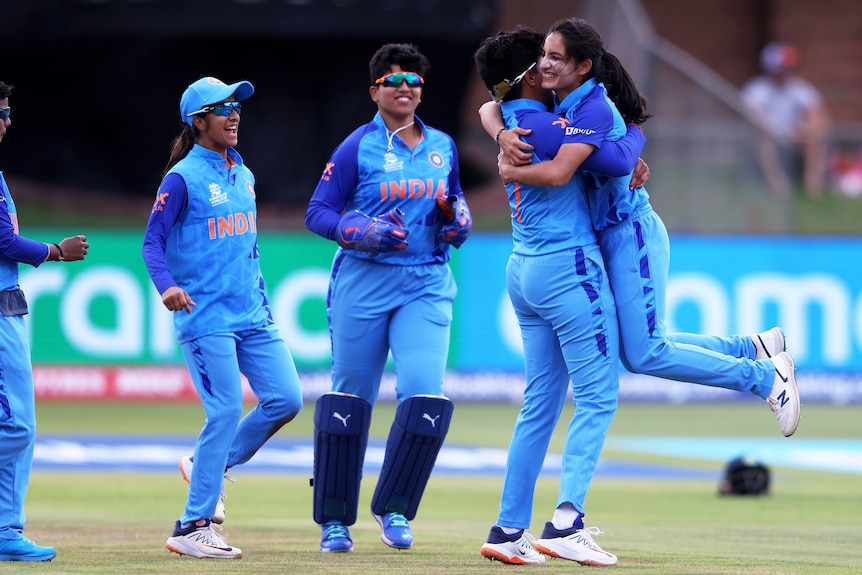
[551,503,581,530]
[499,526,522,536]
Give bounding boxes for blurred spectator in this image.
[741,42,829,198]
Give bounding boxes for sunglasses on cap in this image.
[0,107,10,121]
[374,72,424,88]
[490,62,537,103]
[186,101,242,118]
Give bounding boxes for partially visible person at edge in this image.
[0,81,89,562]
[741,41,829,198]
[141,77,303,560]
[305,43,472,553]
[480,18,800,439]
[472,26,650,567]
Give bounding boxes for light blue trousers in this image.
[179,324,303,525]
[0,315,35,540]
[599,205,774,399]
[498,246,619,528]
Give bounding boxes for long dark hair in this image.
[162,125,197,177]
[548,18,651,125]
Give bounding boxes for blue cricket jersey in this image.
[306,112,464,265]
[555,78,651,231]
[141,145,273,343]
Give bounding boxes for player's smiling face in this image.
[539,32,589,100]
[193,96,240,157]
[370,64,422,123]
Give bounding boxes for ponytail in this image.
[602,51,651,125]
[162,124,197,177]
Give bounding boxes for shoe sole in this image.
[0,554,56,562]
[533,541,618,567]
[480,546,544,565]
[166,539,242,559]
[380,537,412,549]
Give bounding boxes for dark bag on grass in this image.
[719,456,770,496]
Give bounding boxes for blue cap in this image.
[180,77,255,126]
[760,42,799,74]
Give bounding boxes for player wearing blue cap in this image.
[472,26,650,567]
[0,81,89,563]
[741,42,828,198]
[305,43,471,553]
[483,18,800,439]
[142,76,303,559]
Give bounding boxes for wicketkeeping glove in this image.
[436,194,472,249]
[337,208,409,257]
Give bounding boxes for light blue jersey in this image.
[142,142,302,528]
[495,97,620,525]
[501,99,595,255]
[145,144,273,344]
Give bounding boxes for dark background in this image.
[3,0,499,207]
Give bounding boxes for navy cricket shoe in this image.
[373,512,413,549]
[0,537,56,562]
[320,520,353,553]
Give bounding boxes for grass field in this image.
[6,401,861,574]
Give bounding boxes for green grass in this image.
[10,402,862,574]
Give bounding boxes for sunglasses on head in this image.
[186,100,242,118]
[374,72,424,88]
[490,62,537,102]
[0,107,10,121]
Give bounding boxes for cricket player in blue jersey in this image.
[484,18,801,438]
[0,81,89,562]
[305,43,471,553]
[473,27,649,567]
[142,77,303,560]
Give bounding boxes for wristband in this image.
[495,127,506,146]
[52,243,64,261]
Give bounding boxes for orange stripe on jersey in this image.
[513,182,523,224]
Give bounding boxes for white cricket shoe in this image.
[534,521,618,567]
[179,456,232,524]
[166,519,242,559]
[752,327,785,359]
[480,526,545,565]
[769,351,801,437]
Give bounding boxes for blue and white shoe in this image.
[0,537,56,562]
[769,351,801,437]
[373,512,413,549]
[166,519,241,559]
[752,327,785,359]
[534,520,618,567]
[320,520,353,553]
[480,526,545,564]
